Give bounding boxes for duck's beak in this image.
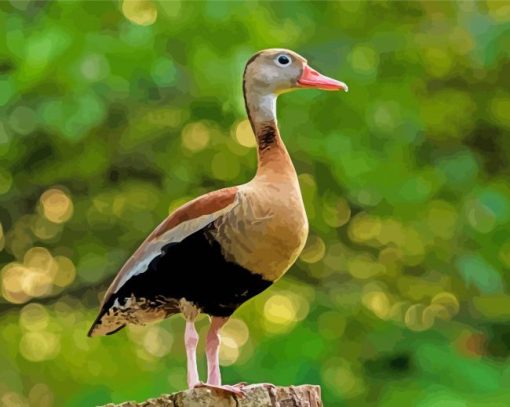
[297,64,348,92]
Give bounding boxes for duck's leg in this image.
[192,316,246,396]
[185,320,200,388]
[206,316,228,385]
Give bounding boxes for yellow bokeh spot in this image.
[263,292,309,334]
[40,188,73,224]
[322,198,351,228]
[24,247,55,273]
[264,294,297,325]
[404,304,433,332]
[292,293,310,322]
[300,235,326,264]
[219,335,240,366]
[23,248,57,297]
[181,121,211,152]
[423,303,451,327]
[377,219,404,246]
[233,119,256,148]
[222,318,250,347]
[122,0,158,26]
[348,213,382,243]
[20,303,49,331]
[1,392,29,407]
[431,292,459,318]
[29,384,54,407]
[2,263,31,304]
[31,216,62,240]
[362,290,391,320]
[143,326,173,357]
[1,247,63,303]
[20,331,60,362]
[23,270,53,297]
[54,256,76,288]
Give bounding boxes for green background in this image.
[1,1,510,406]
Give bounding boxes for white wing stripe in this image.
[113,197,239,293]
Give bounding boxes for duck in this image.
[88,48,347,393]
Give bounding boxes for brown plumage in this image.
[88,48,347,393]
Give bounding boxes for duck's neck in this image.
[244,88,295,180]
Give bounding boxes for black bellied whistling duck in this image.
[88,49,347,393]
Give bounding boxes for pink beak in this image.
[297,64,348,92]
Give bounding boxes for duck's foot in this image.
[193,382,247,396]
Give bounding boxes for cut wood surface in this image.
[100,384,323,407]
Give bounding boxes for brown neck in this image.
[243,84,295,179]
[254,120,279,152]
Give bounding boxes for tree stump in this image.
[100,384,323,407]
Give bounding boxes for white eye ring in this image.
[275,54,292,67]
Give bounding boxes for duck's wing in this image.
[87,187,239,336]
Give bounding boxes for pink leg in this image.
[192,317,246,396]
[185,320,200,388]
[206,316,229,385]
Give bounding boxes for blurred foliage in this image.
[1,0,510,406]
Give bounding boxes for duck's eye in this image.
[275,54,291,67]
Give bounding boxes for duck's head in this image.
[244,48,348,95]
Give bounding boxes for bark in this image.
[100,384,323,407]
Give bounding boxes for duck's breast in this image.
[213,182,308,281]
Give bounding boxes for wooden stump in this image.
[100,384,323,407]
